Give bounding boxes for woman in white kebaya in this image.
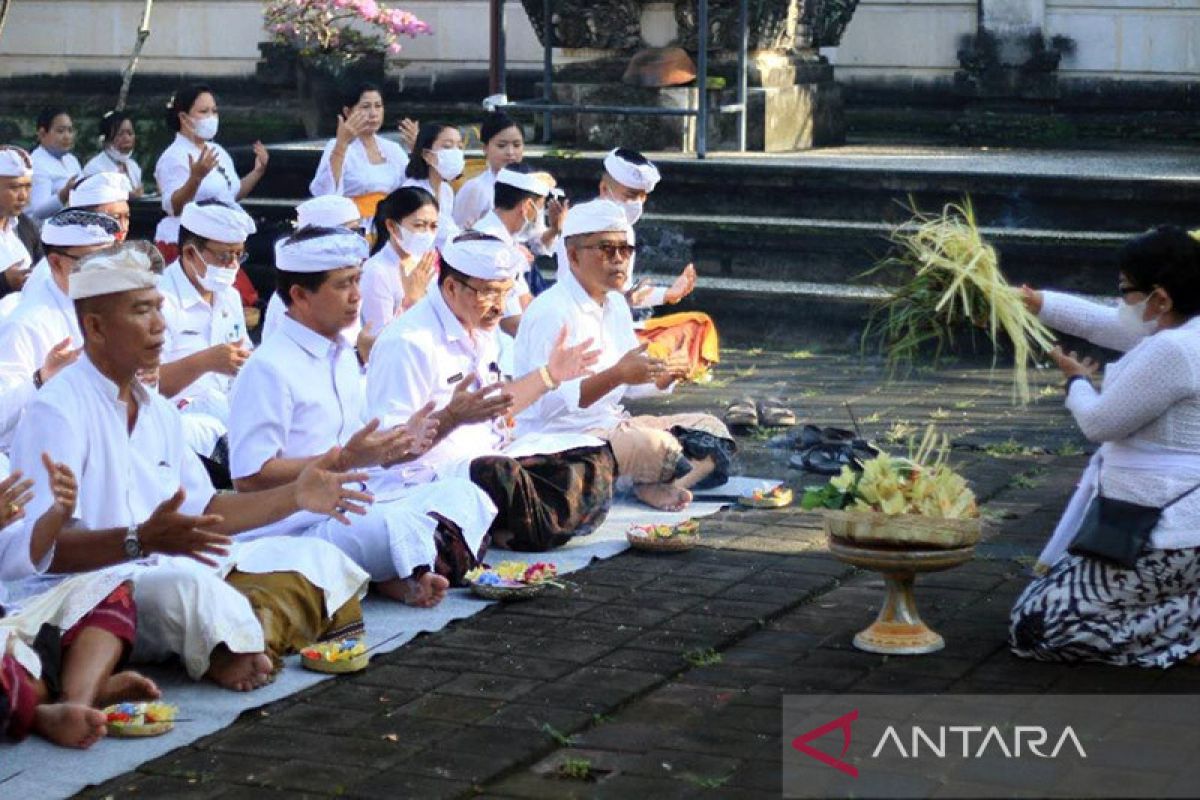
[309,83,417,223]
[1011,226,1200,667]
[360,186,439,334]
[401,122,464,247]
[28,108,82,221]
[81,110,144,198]
[452,112,524,229]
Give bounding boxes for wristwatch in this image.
[123,524,144,560]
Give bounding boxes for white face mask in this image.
[191,115,219,141]
[399,226,436,258]
[191,251,238,293]
[431,148,464,181]
[519,201,541,238]
[617,198,643,225]
[105,145,131,164]
[1117,296,1159,339]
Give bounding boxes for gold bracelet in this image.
[538,365,558,390]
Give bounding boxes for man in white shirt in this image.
[9,240,375,691]
[0,210,120,450]
[228,226,497,607]
[366,233,615,551]
[471,166,546,334]
[0,147,38,306]
[157,201,256,466]
[515,200,735,511]
[67,171,133,240]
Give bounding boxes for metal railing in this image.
[489,0,749,158]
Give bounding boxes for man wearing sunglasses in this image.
[515,200,735,512]
[157,200,257,469]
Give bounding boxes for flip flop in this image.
[757,397,797,427]
[724,396,760,431]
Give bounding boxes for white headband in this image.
[275,227,369,273]
[297,195,362,229]
[603,149,660,193]
[68,171,131,208]
[180,201,257,245]
[441,236,523,281]
[41,210,120,247]
[69,242,163,300]
[496,168,549,198]
[561,198,634,242]
[0,147,32,178]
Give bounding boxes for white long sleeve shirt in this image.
[359,242,435,335]
[309,136,408,198]
[0,262,81,449]
[28,147,81,220]
[452,166,498,229]
[153,134,243,244]
[1041,291,1200,547]
[514,266,663,437]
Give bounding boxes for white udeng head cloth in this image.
[496,167,550,198]
[275,226,369,273]
[603,148,660,193]
[69,241,164,300]
[0,146,33,178]
[441,235,522,281]
[180,200,257,244]
[297,195,362,229]
[68,171,132,207]
[561,199,634,243]
[41,209,120,247]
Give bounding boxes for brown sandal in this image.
[757,397,797,427]
[724,396,760,431]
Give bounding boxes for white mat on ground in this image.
[0,477,778,797]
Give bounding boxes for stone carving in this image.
[672,0,859,54]
[520,0,643,51]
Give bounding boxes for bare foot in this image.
[634,482,693,512]
[96,670,161,707]
[377,573,449,608]
[204,646,274,692]
[34,703,107,749]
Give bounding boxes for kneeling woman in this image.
[1010,226,1200,667]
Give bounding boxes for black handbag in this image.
[1068,461,1200,569]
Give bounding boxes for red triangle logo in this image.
[791,709,859,778]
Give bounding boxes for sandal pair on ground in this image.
[770,424,882,475]
[724,396,797,431]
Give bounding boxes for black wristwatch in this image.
[32,368,44,390]
[123,524,144,560]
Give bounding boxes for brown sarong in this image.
[225,570,364,670]
[469,444,617,552]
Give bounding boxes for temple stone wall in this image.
[0,0,1196,88]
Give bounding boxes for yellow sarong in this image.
[351,192,388,221]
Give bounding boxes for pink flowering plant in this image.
[265,0,431,72]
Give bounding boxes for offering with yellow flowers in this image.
[738,485,793,509]
[301,638,369,674]
[626,519,700,552]
[804,427,981,549]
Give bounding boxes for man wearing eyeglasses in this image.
[157,200,257,468]
[515,199,735,513]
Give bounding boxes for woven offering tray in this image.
[301,638,369,674]
[626,519,700,552]
[823,509,981,549]
[104,702,178,738]
[738,486,793,509]
[466,561,560,601]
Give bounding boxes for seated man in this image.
[157,200,256,467]
[9,240,373,691]
[67,171,132,241]
[1,455,149,749]
[592,148,717,381]
[0,210,120,451]
[0,146,38,312]
[228,226,496,607]
[516,200,735,511]
[366,233,615,552]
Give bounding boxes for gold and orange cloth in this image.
[636,311,720,381]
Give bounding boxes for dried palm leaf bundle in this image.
[861,198,1055,404]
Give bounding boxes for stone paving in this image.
[76,346,1187,800]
